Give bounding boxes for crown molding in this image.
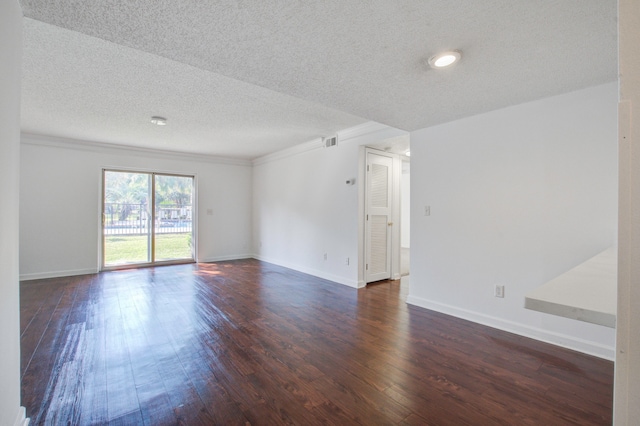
[22,122,403,168]
[252,121,399,166]
[252,137,323,166]
[337,121,394,143]
[21,133,253,166]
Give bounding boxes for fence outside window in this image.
[103,203,193,235]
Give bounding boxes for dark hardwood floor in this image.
[20,259,613,425]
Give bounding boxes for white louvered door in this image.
[365,151,393,283]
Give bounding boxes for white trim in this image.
[252,121,396,166]
[406,295,615,360]
[19,255,254,280]
[252,137,322,166]
[21,133,252,166]
[192,174,199,263]
[20,268,97,281]
[357,146,367,286]
[338,121,393,143]
[13,406,29,426]
[252,255,360,288]
[197,254,254,263]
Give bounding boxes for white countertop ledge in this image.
[524,247,617,328]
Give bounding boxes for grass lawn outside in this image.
[105,233,192,265]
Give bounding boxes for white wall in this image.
[252,123,406,287]
[401,161,410,248]
[0,1,26,425]
[615,0,640,423]
[408,82,618,359]
[20,136,253,279]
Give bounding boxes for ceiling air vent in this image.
[323,135,338,148]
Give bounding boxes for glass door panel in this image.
[103,171,152,267]
[154,174,194,262]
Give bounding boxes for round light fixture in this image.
[428,50,462,69]
[405,150,411,157]
[150,116,167,126]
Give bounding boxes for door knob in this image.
[388,222,393,226]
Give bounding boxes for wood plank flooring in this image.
[21,259,613,425]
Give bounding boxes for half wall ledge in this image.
[525,247,617,328]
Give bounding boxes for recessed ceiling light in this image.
[405,150,411,157]
[428,50,462,69]
[150,116,167,126]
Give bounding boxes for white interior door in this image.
[365,151,393,283]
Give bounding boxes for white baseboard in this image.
[406,295,615,360]
[19,255,255,281]
[20,268,97,281]
[252,255,360,288]
[197,254,253,263]
[13,407,29,426]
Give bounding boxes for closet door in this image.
[365,151,393,283]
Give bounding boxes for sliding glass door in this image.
[103,171,152,266]
[102,170,194,268]
[153,174,194,262]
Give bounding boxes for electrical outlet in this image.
[324,253,328,261]
[494,285,505,298]
[345,257,350,265]
[424,205,431,216]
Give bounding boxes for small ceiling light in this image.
[428,50,462,69]
[150,116,167,126]
[405,150,411,157]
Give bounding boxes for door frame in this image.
[100,168,197,270]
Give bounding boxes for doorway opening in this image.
[362,135,410,285]
[102,170,195,269]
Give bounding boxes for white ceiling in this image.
[20,0,617,160]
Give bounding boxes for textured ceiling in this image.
[21,19,366,159]
[20,0,617,159]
